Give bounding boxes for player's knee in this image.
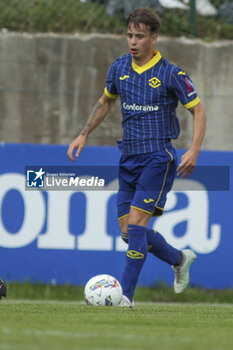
[128,208,151,227]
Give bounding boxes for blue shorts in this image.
[117,146,177,219]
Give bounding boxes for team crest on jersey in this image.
[148,77,161,89]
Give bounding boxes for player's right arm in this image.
[67,93,116,161]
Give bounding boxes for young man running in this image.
[67,8,206,307]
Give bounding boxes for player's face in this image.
[127,23,157,65]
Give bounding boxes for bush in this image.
[0,0,232,40]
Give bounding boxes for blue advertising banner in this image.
[0,142,232,289]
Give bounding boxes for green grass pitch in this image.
[0,301,233,350]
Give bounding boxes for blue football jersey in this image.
[104,50,200,155]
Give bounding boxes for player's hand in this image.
[67,135,86,161]
[177,149,199,178]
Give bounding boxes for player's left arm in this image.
[177,102,206,178]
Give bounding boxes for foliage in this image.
[0,0,232,40]
[159,9,233,40]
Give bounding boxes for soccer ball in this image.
[84,274,123,306]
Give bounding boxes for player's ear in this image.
[151,33,157,45]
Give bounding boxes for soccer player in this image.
[67,8,206,307]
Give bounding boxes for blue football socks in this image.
[121,224,147,300]
[145,228,183,266]
[121,228,183,266]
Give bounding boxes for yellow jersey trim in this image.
[155,205,164,212]
[118,213,129,221]
[155,149,173,209]
[132,50,162,74]
[104,87,118,99]
[184,96,200,109]
[152,206,164,217]
[130,206,153,215]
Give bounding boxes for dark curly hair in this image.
[127,7,161,34]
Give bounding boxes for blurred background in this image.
[0,0,232,149]
[0,0,232,38]
[0,0,232,290]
